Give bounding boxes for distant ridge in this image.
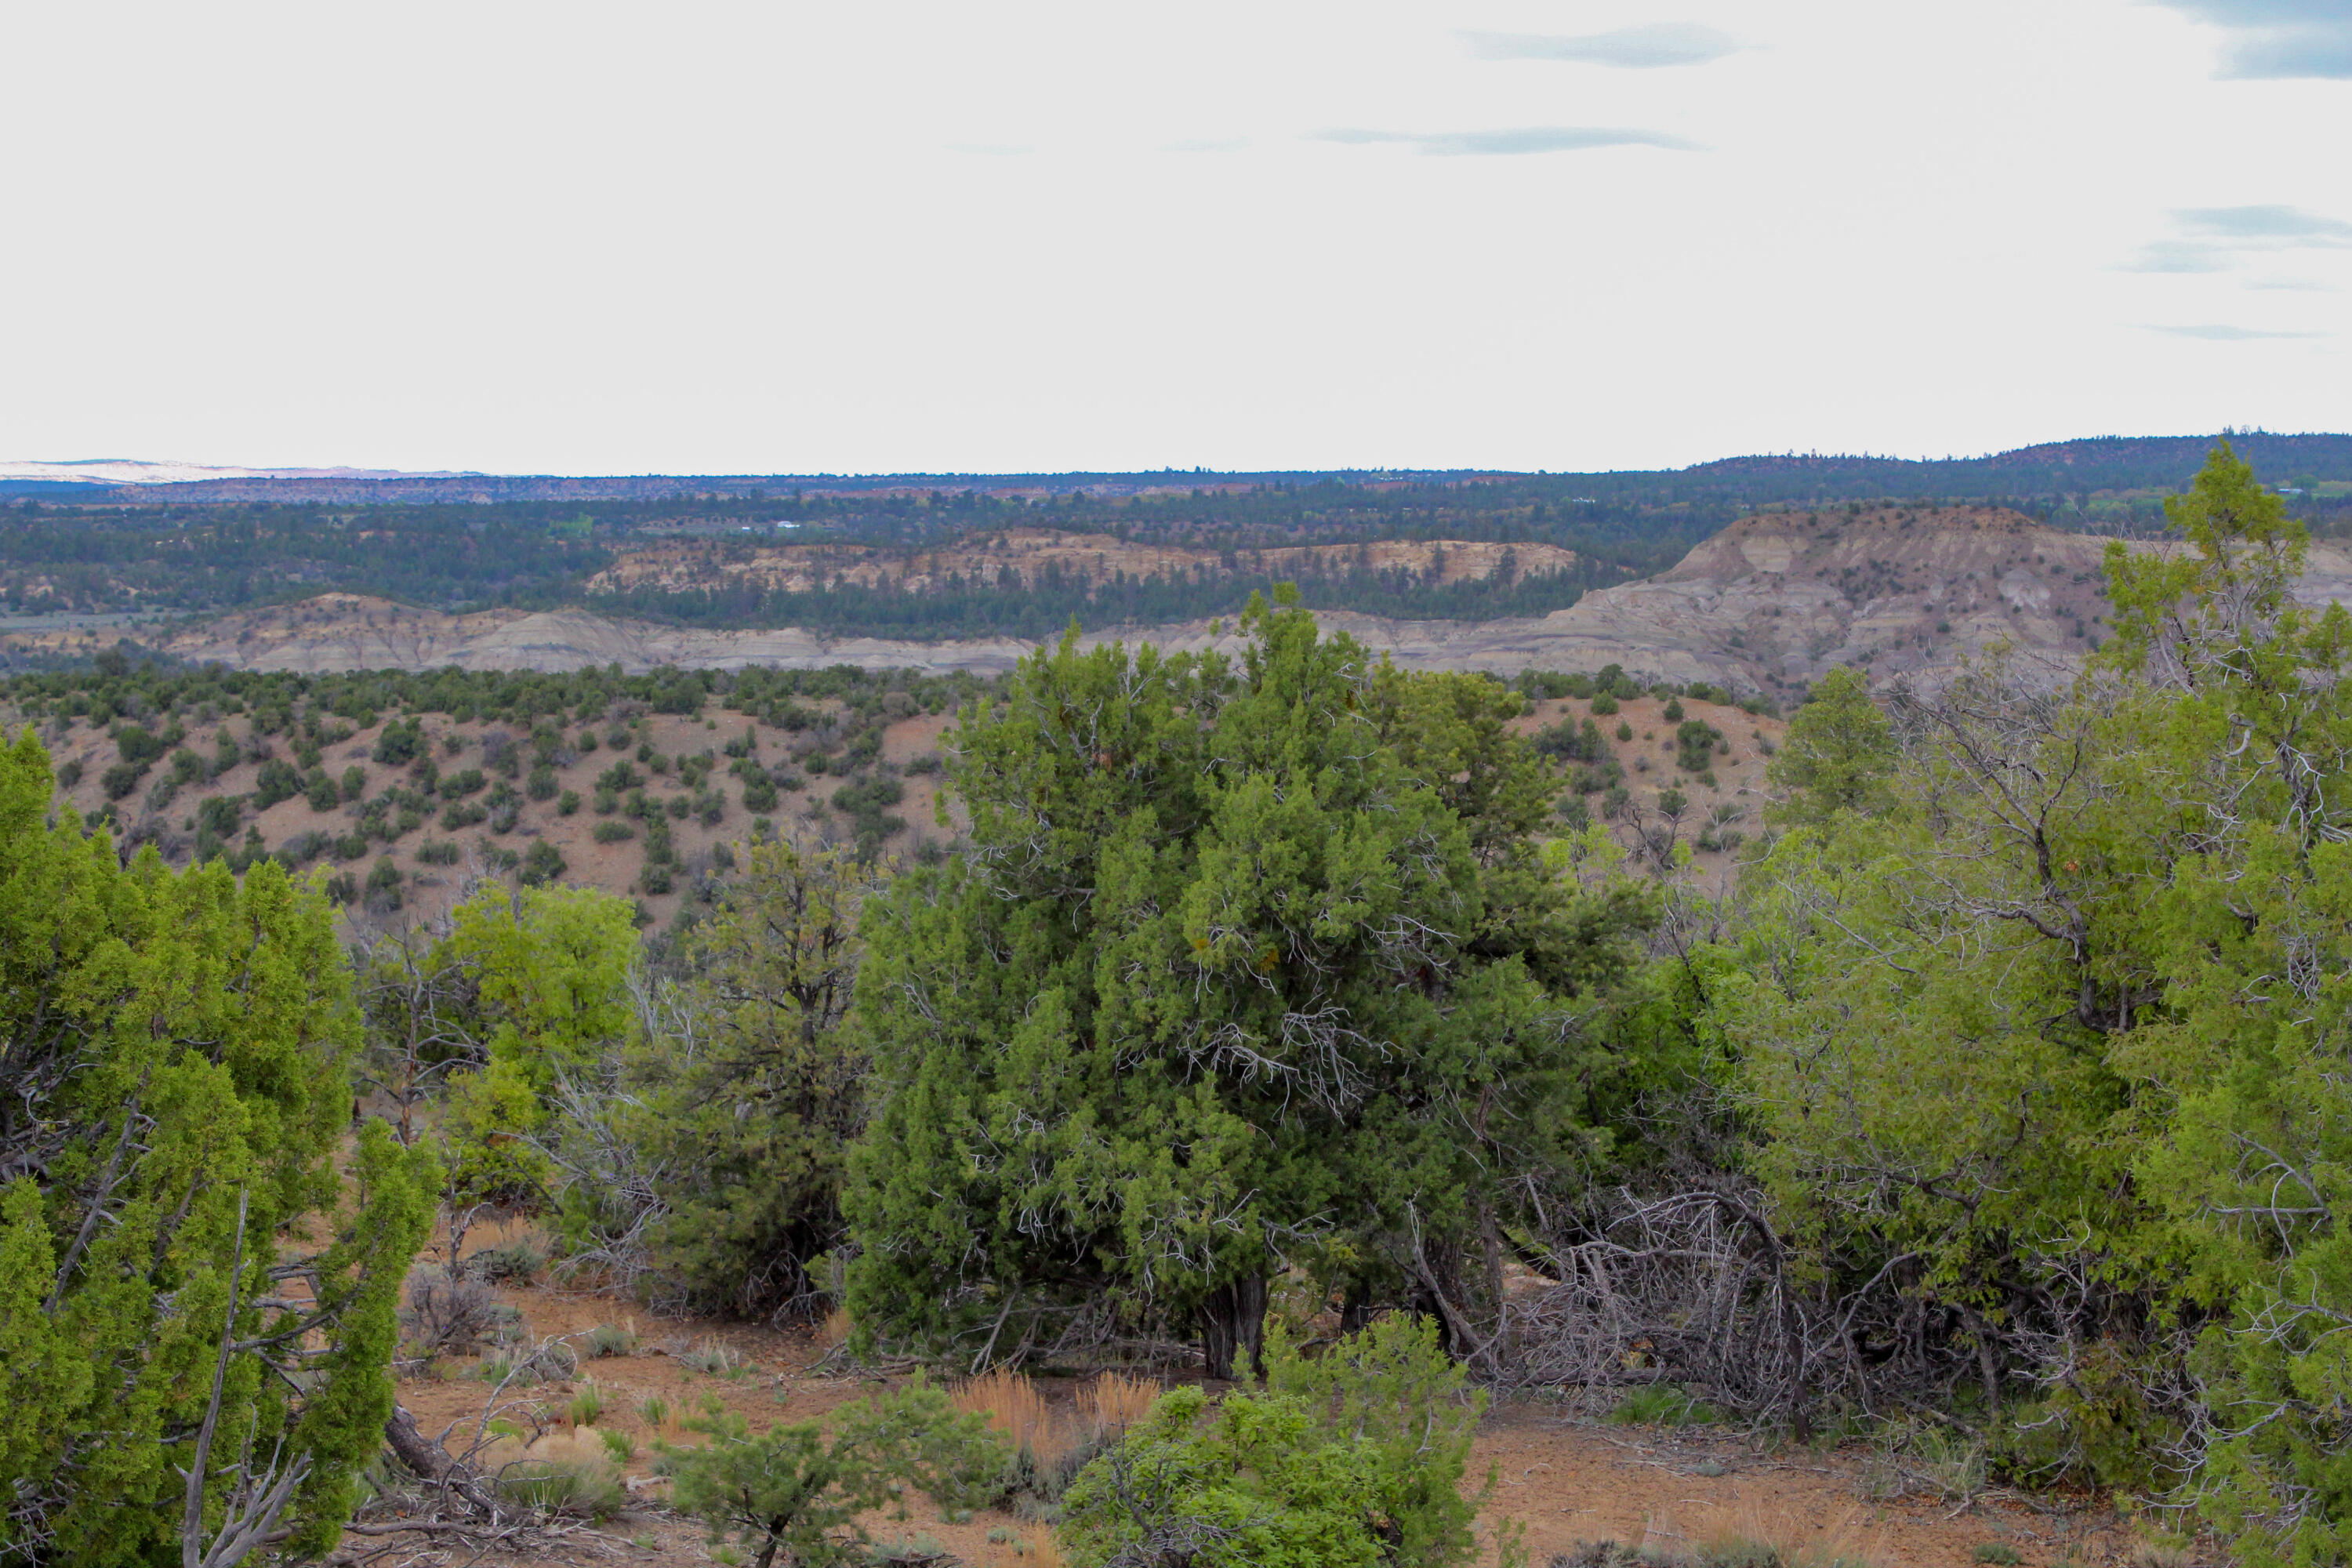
[1679,433,2352,494]
[3,432,2347,507]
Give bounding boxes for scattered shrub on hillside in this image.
[1675,719,1725,772]
[521,839,568,887]
[374,716,425,764]
[365,855,404,910]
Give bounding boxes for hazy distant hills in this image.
[5,431,2349,506]
[1673,433,2352,502]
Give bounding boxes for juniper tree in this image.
[0,728,436,1565]
[1713,445,2352,1559]
[845,594,1643,1375]
[629,839,874,1317]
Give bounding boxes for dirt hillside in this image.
[16,685,1777,931]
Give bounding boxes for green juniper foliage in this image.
[626,839,874,1318]
[0,727,436,1565]
[1711,443,2352,1563]
[845,592,1650,1375]
[12,443,2352,1563]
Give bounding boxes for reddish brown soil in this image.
[383,1226,2134,1568]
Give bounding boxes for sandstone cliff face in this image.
[13,508,2352,690]
[586,532,1581,596]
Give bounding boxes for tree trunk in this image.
[1198,1276,1268,1381]
[383,1406,497,1515]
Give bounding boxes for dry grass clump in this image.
[950,1367,1164,1504]
[674,1334,747,1377]
[982,1531,1065,1567]
[1078,1372,1160,1432]
[1563,1502,1889,1568]
[479,1428,626,1519]
[953,1367,1073,1475]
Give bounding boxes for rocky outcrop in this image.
[14,506,2352,690]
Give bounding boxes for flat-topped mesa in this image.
[584,532,1580,597]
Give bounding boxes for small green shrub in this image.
[466,1236,547,1283]
[1605,1384,1722,1427]
[1973,1546,2022,1566]
[662,1385,1007,1568]
[568,1378,609,1426]
[1061,1316,1497,1568]
[586,1322,640,1359]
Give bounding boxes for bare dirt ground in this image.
[383,1225,2146,1568]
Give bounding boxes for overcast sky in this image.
[2,1,2347,476]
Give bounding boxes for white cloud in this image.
[2119,240,2237,272]
[1457,24,1746,68]
[2147,2,2352,77]
[2143,322,2326,339]
[1313,125,1704,155]
[2176,204,2352,240]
